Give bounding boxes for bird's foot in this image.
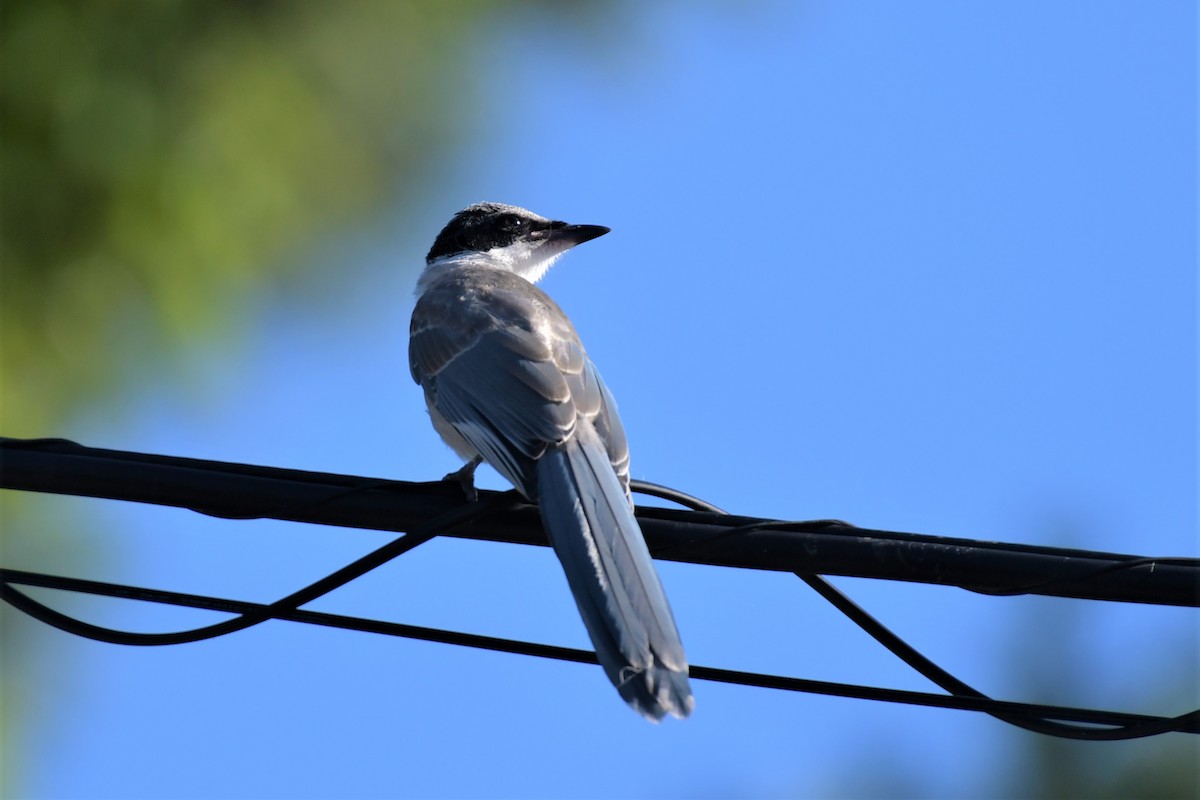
[443,456,483,503]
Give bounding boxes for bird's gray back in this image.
[410,268,631,500]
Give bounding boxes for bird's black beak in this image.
[547,223,611,247]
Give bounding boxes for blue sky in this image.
[11,2,1197,798]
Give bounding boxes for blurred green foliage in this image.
[0,0,547,433]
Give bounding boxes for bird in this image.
[408,202,693,721]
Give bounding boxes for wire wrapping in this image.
[2,436,1197,739]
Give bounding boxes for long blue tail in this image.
[536,429,693,720]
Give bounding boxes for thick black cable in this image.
[3,437,1196,606]
[3,568,1194,737]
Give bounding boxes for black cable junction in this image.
[1,436,1197,740]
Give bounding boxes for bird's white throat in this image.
[416,241,569,296]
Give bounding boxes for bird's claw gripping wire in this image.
[443,455,483,503]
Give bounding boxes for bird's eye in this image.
[507,215,527,231]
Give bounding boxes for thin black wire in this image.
[638,474,1200,603]
[0,489,520,646]
[637,483,1199,741]
[4,567,1195,738]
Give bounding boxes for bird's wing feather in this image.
[586,362,632,502]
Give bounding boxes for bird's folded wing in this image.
[409,270,630,499]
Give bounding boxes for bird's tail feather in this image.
[536,431,693,721]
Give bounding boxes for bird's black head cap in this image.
[426,202,555,263]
